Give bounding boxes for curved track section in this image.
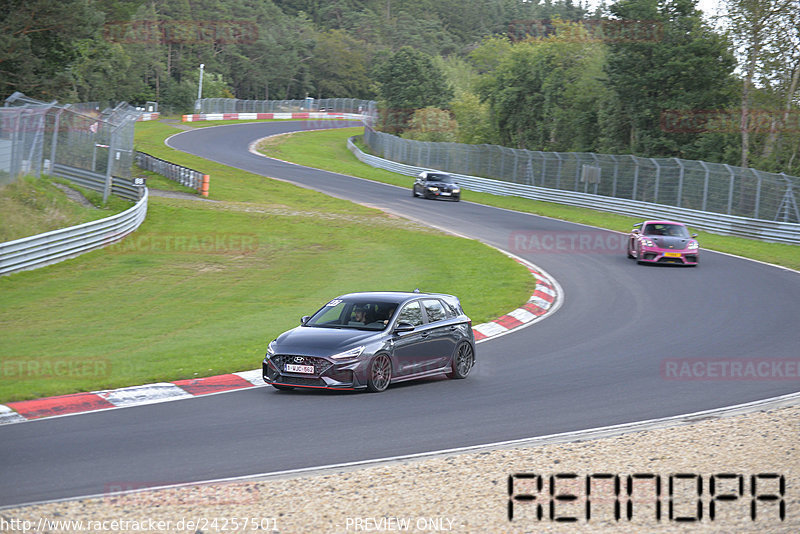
[1,121,798,508]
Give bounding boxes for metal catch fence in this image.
[196,98,377,126]
[363,127,800,225]
[2,92,141,202]
[348,137,800,244]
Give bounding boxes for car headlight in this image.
[330,346,365,360]
[688,241,699,250]
[267,340,277,357]
[452,188,460,193]
[641,238,655,247]
[427,187,439,192]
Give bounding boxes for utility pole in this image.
[195,63,205,111]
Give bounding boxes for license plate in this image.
[441,192,451,196]
[664,252,682,258]
[285,363,314,374]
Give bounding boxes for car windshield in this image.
[306,299,398,331]
[643,223,690,238]
[427,174,455,183]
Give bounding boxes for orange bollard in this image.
[201,175,210,197]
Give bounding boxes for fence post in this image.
[554,152,563,189]
[724,164,735,214]
[751,168,762,219]
[651,158,660,204]
[674,157,684,207]
[632,155,640,200]
[609,154,618,197]
[538,151,546,186]
[699,160,709,211]
[103,124,119,204]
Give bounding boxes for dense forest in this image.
[1,0,798,173]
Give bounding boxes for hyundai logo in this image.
[294,356,305,363]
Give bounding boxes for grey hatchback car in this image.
[263,291,476,392]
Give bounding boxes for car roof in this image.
[335,291,457,304]
[641,220,686,226]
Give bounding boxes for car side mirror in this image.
[393,322,415,333]
[300,315,311,325]
[632,229,640,234]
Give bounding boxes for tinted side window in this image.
[397,301,424,326]
[422,299,446,322]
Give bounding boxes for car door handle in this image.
[421,332,430,339]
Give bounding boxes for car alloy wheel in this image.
[449,342,474,379]
[367,354,392,392]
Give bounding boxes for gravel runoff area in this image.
[3,396,797,534]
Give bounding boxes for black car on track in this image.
[263,291,476,392]
[412,171,461,201]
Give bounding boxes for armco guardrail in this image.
[348,138,800,244]
[0,188,148,276]
[134,151,209,196]
[181,112,365,122]
[52,163,144,202]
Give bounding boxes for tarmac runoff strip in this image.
[0,257,560,426]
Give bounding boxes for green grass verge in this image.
[0,175,133,242]
[0,121,535,402]
[256,128,800,271]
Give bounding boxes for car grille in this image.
[278,375,326,387]
[272,355,332,376]
[653,239,687,250]
[657,256,685,264]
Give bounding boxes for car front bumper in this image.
[262,356,368,390]
[638,247,699,265]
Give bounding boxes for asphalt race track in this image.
[2,121,798,508]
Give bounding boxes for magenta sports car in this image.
[627,221,699,266]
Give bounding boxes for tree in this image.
[725,0,799,171]
[309,30,373,99]
[603,0,737,157]
[450,91,498,144]
[372,46,453,133]
[0,0,104,100]
[401,107,458,142]
[477,20,610,151]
